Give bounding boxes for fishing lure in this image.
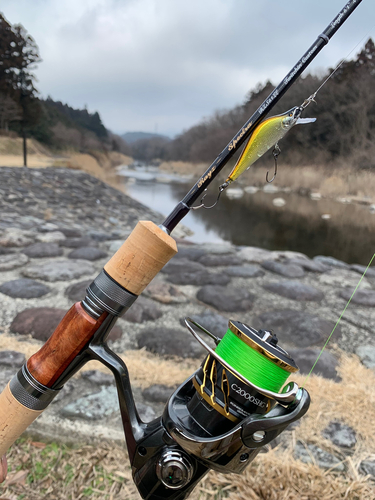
[223,106,316,187]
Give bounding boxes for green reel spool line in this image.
[190,320,299,432]
[215,327,291,393]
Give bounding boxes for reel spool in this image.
[186,320,299,435]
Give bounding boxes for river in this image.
[117,164,375,266]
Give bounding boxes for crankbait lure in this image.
[223,106,316,187]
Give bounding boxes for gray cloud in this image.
[1,0,374,136]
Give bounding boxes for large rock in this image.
[350,264,375,279]
[360,460,375,478]
[181,311,229,339]
[263,281,324,301]
[23,242,63,258]
[252,310,339,348]
[61,386,119,420]
[313,255,348,269]
[65,279,92,302]
[138,327,205,358]
[355,345,375,370]
[10,307,67,341]
[198,254,240,267]
[225,265,264,278]
[23,259,95,281]
[197,285,255,312]
[81,370,114,386]
[0,228,34,247]
[142,384,177,404]
[167,270,230,286]
[59,237,96,248]
[287,347,341,381]
[322,421,357,449]
[0,253,29,271]
[143,281,188,304]
[0,278,51,299]
[339,288,375,307]
[161,258,206,275]
[123,296,162,323]
[237,247,275,264]
[294,442,345,471]
[286,258,329,273]
[261,260,305,278]
[36,231,66,243]
[0,350,26,368]
[67,247,108,261]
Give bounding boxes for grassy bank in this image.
[1,353,374,499]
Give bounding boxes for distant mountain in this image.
[121,131,170,144]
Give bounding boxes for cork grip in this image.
[104,221,177,295]
[0,384,42,456]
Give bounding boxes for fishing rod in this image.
[0,1,363,499]
[162,0,363,233]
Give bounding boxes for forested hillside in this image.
[137,39,375,169]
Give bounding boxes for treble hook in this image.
[266,143,280,183]
[191,183,228,210]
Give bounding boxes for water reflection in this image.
[119,167,375,266]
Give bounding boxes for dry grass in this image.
[0,353,374,499]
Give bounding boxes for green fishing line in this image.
[215,329,290,393]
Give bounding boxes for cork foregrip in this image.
[0,384,43,456]
[104,221,177,295]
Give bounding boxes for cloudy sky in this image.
[1,0,374,137]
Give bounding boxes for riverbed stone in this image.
[0,253,29,271]
[197,285,255,312]
[319,268,371,289]
[294,442,345,471]
[37,222,59,232]
[59,227,82,238]
[350,264,375,279]
[138,327,205,358]
[142,384,177,403]
[322,421,357,449]
[65,279,92,302]
[167,270,230,286]
[174,246,211,261]
[59,236,96,248]
[198,254,240,267]
[23,242,63,258]
[286,258,329,273]
[360,460,375,477]
[261,260,305,278]
[161,258,206,275]
[339,288,375,307]
[67,247,108,261]
[355,345,375,370]
[123,296,162,323]
[263,281,324,301]
[88,230,114,242]
[36,231,66,243]
[313,255,349,269]
[81,370,114,386]
[61,386,119,420]
[143,280,188,304]
[237,246,275,263]
[0,228,34,247]
[287,348,340,381]
[0,278,51,299]
[225,265,265,278]
[252,310,338,348]
[0,350,26,368]
[180,310,229,339]
[23,259,95,281]
[10,307,67,341]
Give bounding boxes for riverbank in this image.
[0,166,374,498]
[159,160,375,204]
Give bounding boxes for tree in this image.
[0,13,41,165]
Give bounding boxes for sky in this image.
[1,0,374,138]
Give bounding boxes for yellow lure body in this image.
[225,107,315,184]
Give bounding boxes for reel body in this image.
[123,319,310,499]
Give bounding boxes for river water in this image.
[117,164,375,266]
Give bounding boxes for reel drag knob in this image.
[156,450,194,489]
